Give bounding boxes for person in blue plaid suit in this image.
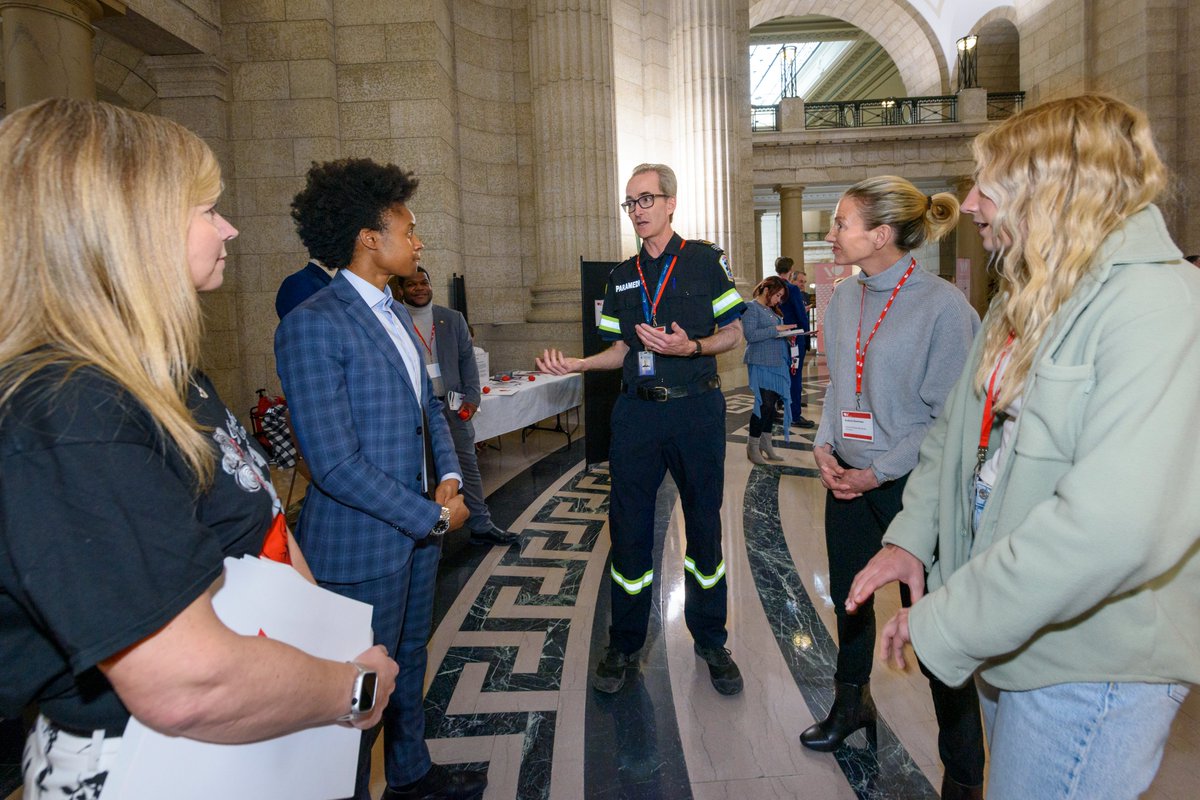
[276,160,486,800]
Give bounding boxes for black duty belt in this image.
[624,376,721,402]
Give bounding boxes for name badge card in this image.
[425,362,442,379]
[841,410,875,442]
[638,350,656,376]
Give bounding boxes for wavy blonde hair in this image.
[0,99,222,483]
[971,94,1167,407]
[843,175,960,250]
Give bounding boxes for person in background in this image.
[742,275,796,465]
[803,175,985,800]
[1185,254,1200,266]
[399,266,518,546]
[536,163,747,696]
[851,94,1200,799]
[276,257,336,319]
[0,99,397,800]
[278,159,483,800]
[774,256,815,428]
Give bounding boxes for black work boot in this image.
[591,646,638,693]
[694,644,744,695]
[799,680,878,751]
[940,774,984,800]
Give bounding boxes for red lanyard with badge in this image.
[976,332,1016,472]
[840,258,916,442]
[412,321,442,383]
[634,241,683,377]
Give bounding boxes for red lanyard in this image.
[977,332,1016,469]
[413,321,435,355]
[854,258,916,401]
[634,240,685,326]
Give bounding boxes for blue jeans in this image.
[977,678,1188,799]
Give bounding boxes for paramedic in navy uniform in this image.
[537,163,747,696]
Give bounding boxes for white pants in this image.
[23,715,120,800]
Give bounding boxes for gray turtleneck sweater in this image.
[814,255,980,482]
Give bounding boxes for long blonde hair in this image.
[972,95,1167,407]
[843,175,959,250]
[0,99,222,483]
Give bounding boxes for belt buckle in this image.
[649,386,670,402]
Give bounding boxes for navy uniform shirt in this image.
[599,233,746,388]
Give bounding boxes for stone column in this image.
[526,0,621,323]
[954,175,991,316]
[0,0,122,110]
[142,54,244,407]
[753,209,764,278]
[776,183,805,273]
[669,0,754,286]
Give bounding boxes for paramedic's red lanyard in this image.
[976,332,1016,472]
[634,241,683,327]
[853,258,916,409]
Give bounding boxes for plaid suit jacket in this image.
[275,272,461,583]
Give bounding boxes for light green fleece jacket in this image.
[885,205,1200,691]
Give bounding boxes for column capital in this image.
[143,54,230,101]
[773,183,805,198]
[0,0,123,26]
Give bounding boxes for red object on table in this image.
[482,386,491,394]
[528,375,536,381]
[501,375,511,382]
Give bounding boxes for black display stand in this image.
[580,258,621,468]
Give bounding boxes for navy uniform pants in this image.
[606,389,728,654]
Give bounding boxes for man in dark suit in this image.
[774,256,815,428]
[275,257,335,319]
[276,159,487,800]
[398,267,518,547]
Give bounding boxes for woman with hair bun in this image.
[851,94,1200,798]
[802,176,985,799]
[0,99,398,798]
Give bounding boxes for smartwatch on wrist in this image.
[691,339,703,357]
[338,661,378,722]
[430,505,451,538]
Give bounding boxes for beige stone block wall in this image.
[1018,0,1087,105]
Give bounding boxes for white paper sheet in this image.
[100,556,372,800]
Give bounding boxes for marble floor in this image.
[5,361,1198,800]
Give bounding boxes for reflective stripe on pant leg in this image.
[683,556,725,588]
[611,564,654,594]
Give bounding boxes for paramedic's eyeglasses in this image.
[620,194,670,213]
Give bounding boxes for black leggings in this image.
[823,461,985,785]
[748,388,780,437]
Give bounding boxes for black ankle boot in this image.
[940,774,984,800]
[799,680,878,752]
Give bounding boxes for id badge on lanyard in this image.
[638,350,655,376]
[841,410,875,441]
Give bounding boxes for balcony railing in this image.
[805,95,957,129]
[986,91,1025,120]
[751,105,779,132]
[750,91,1026,132]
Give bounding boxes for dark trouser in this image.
[824,463,984,785]
[321,534,442,799]
[748,387,781,437]
[607,390,728,654]
[789,350,807,416]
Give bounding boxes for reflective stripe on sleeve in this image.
[611,565,654,595]
[711,289,742,318]
[599,314,621,335]
[683,557,725,589]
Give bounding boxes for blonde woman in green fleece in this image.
[848,94,1200,799]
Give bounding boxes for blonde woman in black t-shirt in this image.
[0,99,398,799]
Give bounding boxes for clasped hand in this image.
[635,321,693,357]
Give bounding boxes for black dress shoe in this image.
[469,526,519,546]
[382,763,487,800]
[791,416,816,429]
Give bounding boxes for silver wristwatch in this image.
[430,505,451,537]
[337,661,378,722]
